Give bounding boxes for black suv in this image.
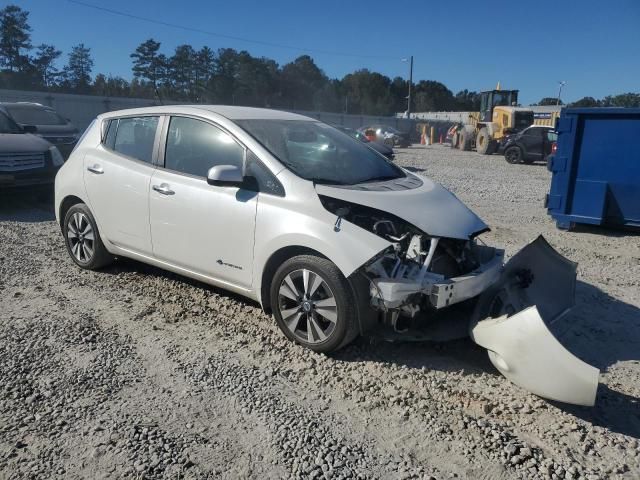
[499,125,557,164]
[0,110,64,190]
[0,102,79,159]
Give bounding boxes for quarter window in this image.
[111,116,159,164]
[164,116,244,178]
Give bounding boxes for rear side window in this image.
[164,116,244,178]
[108,116,159,164]
[104,119,118,149]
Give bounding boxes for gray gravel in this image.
[1,145,639,479]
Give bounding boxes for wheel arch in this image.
[58,195,85,229]
[259,245,329,314]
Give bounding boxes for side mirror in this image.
[23,125,38,134]
[207,164,244,187]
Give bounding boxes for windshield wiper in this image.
[310,177,346,185]
[359,175,402,183]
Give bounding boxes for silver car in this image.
[54,106,598,406]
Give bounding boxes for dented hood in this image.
[315,174,488,240]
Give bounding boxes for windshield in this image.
[237,120,404,185]
[4,105,68,125]
[0,111,23,134]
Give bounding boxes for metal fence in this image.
[0,88,416,134]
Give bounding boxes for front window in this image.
[164,116,244,177]
[0,111,22,134]
[5,105,68,126]
[236,120,403,185]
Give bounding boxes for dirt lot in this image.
[1,145,639,480]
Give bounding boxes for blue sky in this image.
[17,0,640,105]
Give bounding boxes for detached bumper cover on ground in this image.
[470,236,599,406]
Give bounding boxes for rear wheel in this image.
[63,203,113,270]
[504,146,522,164]
[270,255,358,353]
[458,130,472,151]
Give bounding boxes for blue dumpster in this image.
[546,108,640,230]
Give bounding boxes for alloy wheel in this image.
[67,212,95,263]
[277,269,338,344]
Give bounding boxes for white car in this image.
[55,106,598,406]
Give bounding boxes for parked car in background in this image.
[0,102,79,159]
[54,105,598,406]
[357,124,411,147]
[333,125,394,160]
[498,125,557,164]
[0,109,65,191]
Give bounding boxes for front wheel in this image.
[270,255,359,353]
[504,146,522,164]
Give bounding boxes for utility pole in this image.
[407,56,413,118]
[402,56,413,118]
[557,81,567,106]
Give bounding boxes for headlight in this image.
[49,146,64,166]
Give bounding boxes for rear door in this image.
[519,127,544,161]
[149,115,258,288]
[83,115,161,254]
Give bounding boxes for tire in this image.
[504,146,522,164]
[63,203,113,270]
[270,254,359,353]
[458,130,472,151]
[476,128,492,155]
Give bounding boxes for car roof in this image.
[0,102,49,109]
[99,105,313,121]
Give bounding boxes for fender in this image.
[252,182,391,306]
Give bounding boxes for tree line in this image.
[1,5,638,114]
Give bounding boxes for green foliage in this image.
[62,43,94,92]
[0,4,31,72]
[535,97,562,106]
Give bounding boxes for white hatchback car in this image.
[55,106,598,405]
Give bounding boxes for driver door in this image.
[149,115,257,288]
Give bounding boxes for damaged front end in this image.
[320,195,599,406]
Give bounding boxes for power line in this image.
[67,0,400,60]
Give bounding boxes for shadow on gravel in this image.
[0,190,55,223]
[99,256,262,308]
[552,280,640,437]
[568,223,640,238]
[82,248,640,439]
[554,385,640,439]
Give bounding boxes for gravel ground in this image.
[1,145,639,479]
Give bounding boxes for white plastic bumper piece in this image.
[470,236,599,406]
[471,306,599,406]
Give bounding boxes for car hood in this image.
[0,133,51,153]
[315,174,488,240]
[27,124,78,136]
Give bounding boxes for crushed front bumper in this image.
[370,236,599,406]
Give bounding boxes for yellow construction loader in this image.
[450,89,560,154]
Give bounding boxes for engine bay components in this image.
[320,194,599,406]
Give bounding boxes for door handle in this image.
[87,164,104,174]
[152,183,175,196]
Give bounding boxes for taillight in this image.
[551,142,557,154]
